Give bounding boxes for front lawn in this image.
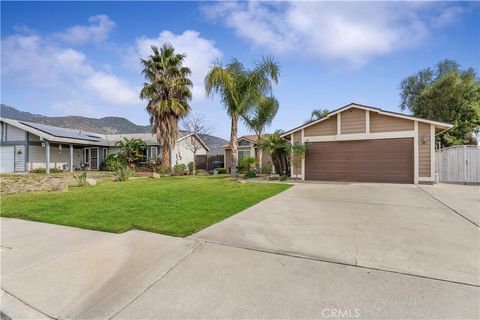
[0,176,290,237]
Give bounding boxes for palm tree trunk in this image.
[257,134,263,171]
[230,115,238,177]
[162,147,170,167]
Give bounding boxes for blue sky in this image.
[2,1,479,139]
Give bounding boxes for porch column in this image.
[45,140,50,174]
[70,144,74,172]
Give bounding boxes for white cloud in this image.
[55,15,116,45]
[85,72,140,106]
[203,2,464,67]
[133,30,223,102]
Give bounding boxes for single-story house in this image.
[221,135,274,171]
[0,117,209,173]
[281,103,453,184]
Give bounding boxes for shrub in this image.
[50,167,63,173]
[244,169,257,179]
[31,168,46,174]
[214,167,227,174]
[261,167,271,175]
[196,170,209,176]
[154,164,172,176]
[114,166,134,181]
[173,164,187,176]
[239,157,257,173]
[101,154,126,171]
[187,162,194,175]
[73,171,88,186]
[280,175,288,181]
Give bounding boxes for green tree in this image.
[310,108,329,121]
[290,143,308,180]
[242,96,279,169]
[140,44,192,166]
[400,59,480,146]
[205,57,279,177]
[257,131,290,176]
[115,137,147,167]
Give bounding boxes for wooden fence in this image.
[435,145,480,183]
[194,155,224,171]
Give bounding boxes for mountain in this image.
[0,104,227,154]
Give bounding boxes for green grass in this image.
[1,176,290,237]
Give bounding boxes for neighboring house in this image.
[221,135,274,172]
[0,117,209,173]
[281,103,453,184]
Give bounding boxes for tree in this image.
[256,131,290,176]
[115,137,147,167]
[290,143,308,180]
[242,95,279,169]
[205,56,279,177]
[310,108,329,121]
[399,59,480,146]
[181,113,214,175]
[140,44,192,166]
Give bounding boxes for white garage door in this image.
[1,146,15,173]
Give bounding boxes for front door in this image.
[83,147,99,170]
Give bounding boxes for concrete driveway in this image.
[193,183,480,286]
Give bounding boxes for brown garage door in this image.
[305,138,414,183]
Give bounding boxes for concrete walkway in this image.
[1,182,479,319]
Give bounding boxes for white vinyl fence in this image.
[436,145,480,183]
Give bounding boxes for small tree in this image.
[256,131,290,176]
[181,113,214,175]
[290,143,308,180]
[310,108,329,121]
[115,137,147,168]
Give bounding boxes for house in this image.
[281,103,453,184]
[0,117,210,173]
[221,135,274,172]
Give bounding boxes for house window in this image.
[238,150,251,161]
[102,148,108,159]
[150,146,158,159]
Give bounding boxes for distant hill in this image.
[0,104,227,154]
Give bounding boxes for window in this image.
[238,150,251,161]
[102,148,108,159]
[150,146,158,159]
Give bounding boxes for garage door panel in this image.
[305,138,414,183]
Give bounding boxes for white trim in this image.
[69,144,74,172]
[290,133,294,177]
[430,124,435,180]
[337,112,341,135]
[365,111,370,133]
[304,130,415,143]
[301,129,305,181]
[176,133,210,152]
[150,146,158,159]
[414,121,419,184]
[280,103,453,137]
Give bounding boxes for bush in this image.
[239,157,257,173]
[280,175,288,181]
[114,166,135,181]
[154,164,172,176]
[31,168,47,174]
[50,167,63,173]
[173,164,187,176]
[214,167,227,174]
[196,170,209,176]
[244,169,257,179]
[101,154,126,171]
[73,171,88,186]
[187,162,195,175]
[261,167,271,174]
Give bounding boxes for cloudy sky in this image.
[1,1,479,138]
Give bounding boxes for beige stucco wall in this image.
[28,145,82,170]
[370,113,414,132]
[418,122,431,177]
[340,108,366,134]
[304,115,337,136]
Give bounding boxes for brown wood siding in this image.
[370,113,414,132]
[418,122,431,177]
[304,115,337,136]
[340,108,366,134]
[305,138,414,183]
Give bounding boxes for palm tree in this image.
[205,56,279,176]
[140,44,192,166]
[242,96,279,169]
[256,131,290,176]
[310,108,330,121]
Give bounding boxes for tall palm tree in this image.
[242,96,279,169]
[205,57,279,176]
[140,44,192,166]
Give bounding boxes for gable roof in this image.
[220,134,267,148]
[280,102,453,137]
